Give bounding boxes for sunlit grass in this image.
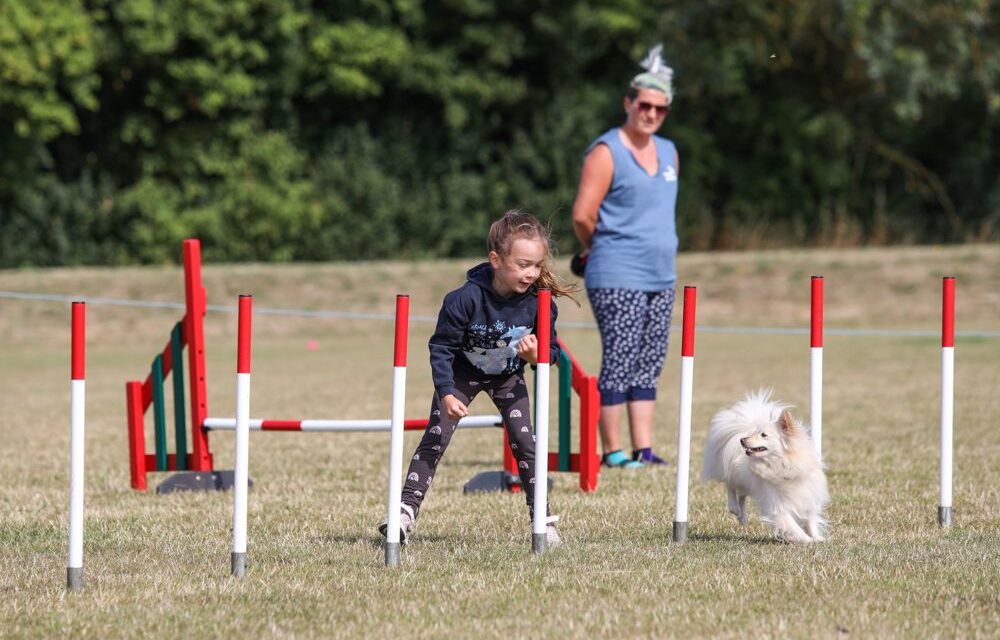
[1,245,998,638]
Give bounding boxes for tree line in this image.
[0,0,996,266]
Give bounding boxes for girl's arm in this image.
[429,289,473,399]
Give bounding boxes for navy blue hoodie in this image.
[430,262,560,399]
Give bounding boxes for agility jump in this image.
[124,239,600,494]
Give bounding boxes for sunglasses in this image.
[636,101,670,117]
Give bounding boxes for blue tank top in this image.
[583,128,679,291]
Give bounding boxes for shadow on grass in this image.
[450,459,509,468]
[688,531,779,545]
[313,533,454,548]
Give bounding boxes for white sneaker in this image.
[545,515,562,547]
[378,504,416,544]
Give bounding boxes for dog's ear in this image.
[778,409,798,437]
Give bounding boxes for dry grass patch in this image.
[1,245,998,638]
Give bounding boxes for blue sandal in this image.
[602,450,644,469]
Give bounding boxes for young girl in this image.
[380,210,576,546]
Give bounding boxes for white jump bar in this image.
[203,415,503,432]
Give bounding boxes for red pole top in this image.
[537,289,551,364]
[71,301,85,380]
[811,276,824,348]
[681,286,696,357]
[942,277,955,348]
[394,294,410,367]
[237,295,253,374]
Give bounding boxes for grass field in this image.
[1,245,998,638]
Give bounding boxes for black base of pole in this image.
[385,542,401,567]
[66,567,84,591]
[231,552,247,577]
[938,506,952,528]
[532,533,547,555]
[673,521,688,543]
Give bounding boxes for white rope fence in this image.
[2,290,998,339]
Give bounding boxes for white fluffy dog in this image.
[701,390,830,543]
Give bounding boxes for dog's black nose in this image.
[739,437,748,447]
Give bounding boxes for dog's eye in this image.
[761,433,768,438]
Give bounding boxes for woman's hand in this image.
[441,394,469,421]
[517,334,538,365]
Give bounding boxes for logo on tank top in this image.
[662,166,677,182]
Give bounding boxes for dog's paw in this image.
[774,525,814,544]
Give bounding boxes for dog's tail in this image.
[799,421,828,468]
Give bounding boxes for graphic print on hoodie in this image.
[429,262,559,399]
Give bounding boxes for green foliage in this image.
[0,0,996,266]
[0,0,99,140]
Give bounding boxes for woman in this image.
[571,45,679,468]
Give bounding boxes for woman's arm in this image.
[571,144,614,250]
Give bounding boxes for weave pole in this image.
[532,289,552,554]
[67,301,86,591]
[231,295,252,577]
[939,277,955,528]
[811,276,824,457]
[673,286,697,543]
[385,295,409,567]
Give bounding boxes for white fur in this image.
[701,389,830,543]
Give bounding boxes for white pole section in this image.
[673,287,697,543]
[385,294,409,567]
[939,277,955,528]
[811,276,824,458]
[202,415,502,432]
[532,289,552,554]
[232,295,252,577]
[67,301,86,591]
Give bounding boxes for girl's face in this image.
[489,237,547,297]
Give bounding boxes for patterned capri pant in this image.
[401,372,543,519]
[587,287,676,406]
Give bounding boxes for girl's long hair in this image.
[487,209,580,301]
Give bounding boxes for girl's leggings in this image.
[401,372,540,518]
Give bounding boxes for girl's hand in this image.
[441,394,469,421]
[517,334,538,365]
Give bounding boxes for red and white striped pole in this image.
[673,286,697,543]
[939,277,955,528]
[231,295,253,577]
[811,276,824,457]
[385,294,409,567]
[67,301,86,591]
[531,289,552,554]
